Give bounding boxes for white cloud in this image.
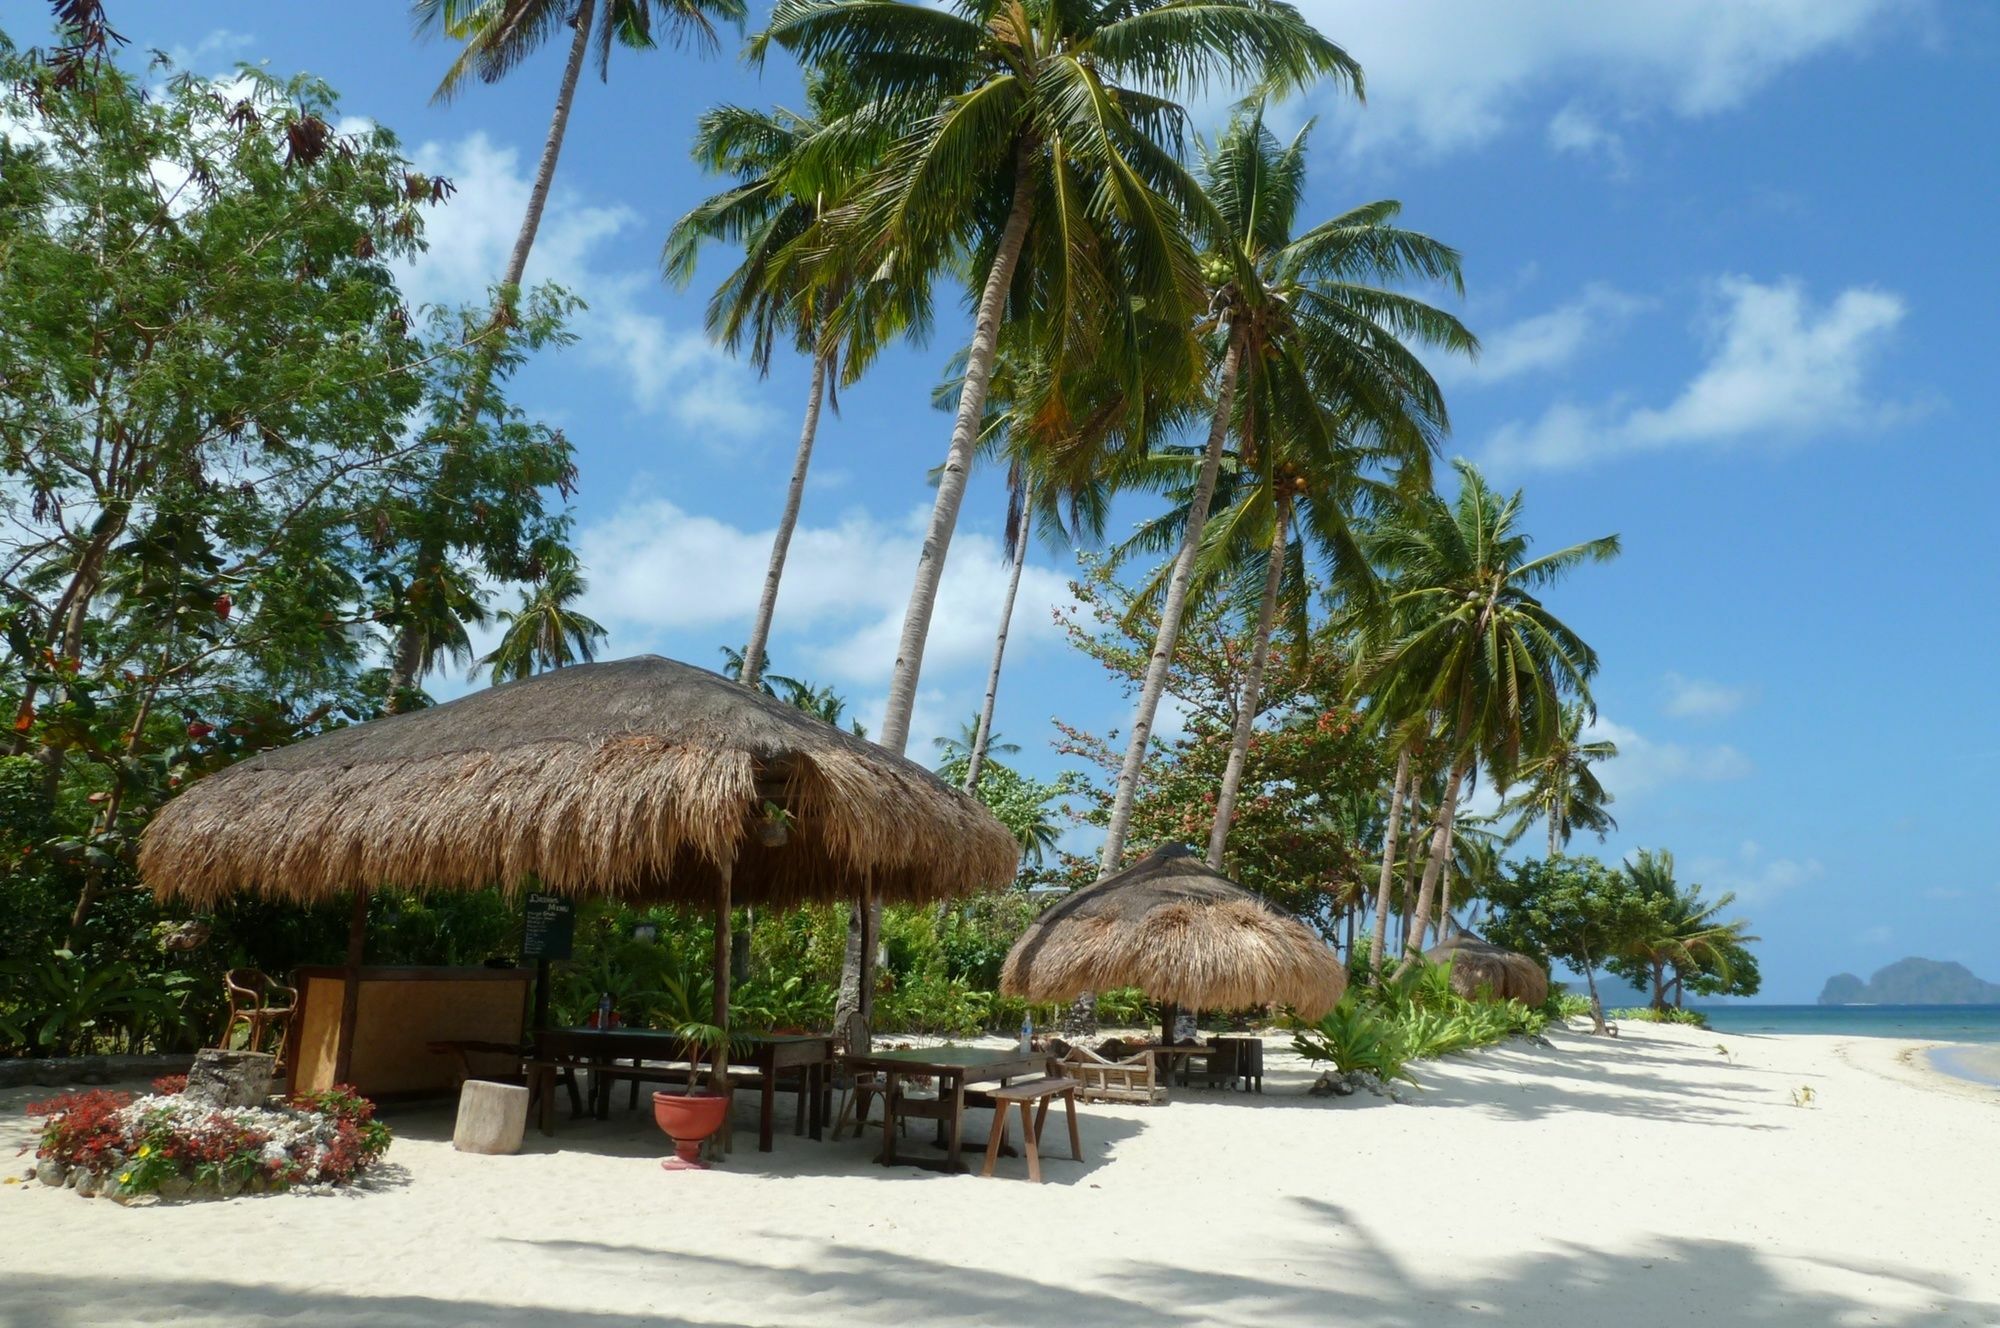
[1451,284,1648,385]
[166,28,255,73]
[1586,715,1753,796]
[576,498,1076,693]
[1545,104,1626,169]
[1690,840,1824,906]
[1487,276,1909,468]
[396,132,775,441]
[1301,1,1906,159]
[1663,672,1753,721]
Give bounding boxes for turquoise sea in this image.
[1695,1004,2000,1088]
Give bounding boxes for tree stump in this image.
[184,1049,277,1108]
[453,1080,529,1155]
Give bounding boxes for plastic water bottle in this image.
[1019,1013,1033,1052]
[597,992,612,1028]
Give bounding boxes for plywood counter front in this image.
[288,966,532,1098]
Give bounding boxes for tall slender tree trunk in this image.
[740,352,828,691]
[964,480,1032,793]
[386,0,595,709]
[1206,488,1290,869]
[838,146,1036,1030]
[1100,331,1243,876]
[1395,759,1468,976]
[1370,752,1410,980]
[1548,802,1559,859]
[1439,867,1452,941]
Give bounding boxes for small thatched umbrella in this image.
[140,655,1019,1083]
[1426,933,1550,1007]
[999,844,1346,1033]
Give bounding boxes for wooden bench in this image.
[980,1077,1081,1183]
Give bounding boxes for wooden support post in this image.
[858,877,875,1021]
[332,888,368,1086]
[711,855,734,1155]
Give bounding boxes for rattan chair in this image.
[220,969,297,1064]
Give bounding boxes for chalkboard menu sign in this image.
[521,892,575,961]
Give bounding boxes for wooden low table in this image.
[843,1045,1053,1174]
[533,1028,836,1151]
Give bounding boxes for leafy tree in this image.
[1355,462,1619,972]
[0,48,580,946]
[1486,854,1660,1034]
[1051,565,1382,928]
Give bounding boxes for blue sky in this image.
[6,1,1994,1001]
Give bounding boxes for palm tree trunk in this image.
[1370,752,1409,980]
[500,0,593,296]
[1439,866,1452,941]
[740,352,827,691]
[385,1,595,711]
[1100,330,1243,876]
[840,147,1036,1029]
[1581,943,1608,1034]
[1548,803,1559,859]
[873,145,1035,758]
[1206,488,1290,868]
[964,480,1032,793]
[1394,759,1467,976]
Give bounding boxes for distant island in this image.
[1819,957,2000,1005]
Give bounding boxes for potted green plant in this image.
[755,801,793,848]
[652,1020,732,1171]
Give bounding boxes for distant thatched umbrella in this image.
[140,654,1018,911]
[139,655,1019,1087]
[1426,933,1550,1006]
[999,844,1345,1024]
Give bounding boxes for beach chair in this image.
[1058,1044,1165,1105]
[219,969,297,1066]
[832,1012,908,1140]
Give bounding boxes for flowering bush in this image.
[29,1083,392,1199]
[150,1074,188,1096]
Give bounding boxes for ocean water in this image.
[1694,1004,2000,1089]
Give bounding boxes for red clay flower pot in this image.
[652,1090,728,1171]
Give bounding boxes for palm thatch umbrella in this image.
[1426,933,1550,1007]
[999,844,1346,1032]
[140,655,1019,1082]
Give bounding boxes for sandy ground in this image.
[2,1021,1996,1328]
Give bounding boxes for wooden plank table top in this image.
[845,1045,1054,1173]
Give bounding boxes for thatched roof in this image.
[1427,934,1550,1007]
[999,844,1345,1020]
[139,655,1019,910]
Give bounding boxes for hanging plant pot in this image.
[653,1090,729,1171]
[756,819,788,849]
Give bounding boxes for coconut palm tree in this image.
[664,73,923,691]
[394,0,745,707]
[1621,848,1758,1009]
[935,714,1020,771]
[753,0,1360,767]
[480,551,607,681]
[1499,701,1618,855]
[1096,102,1473,876]
[1358,461,1619,973]
[418,0,745,301]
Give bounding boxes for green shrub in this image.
[1291,998,1416,1084]
[1609,1006,1709,1028]
[1544,990,1594,1021]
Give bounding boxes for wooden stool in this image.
[980,1078,1081,1183]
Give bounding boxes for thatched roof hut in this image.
[999,844,1345,1021]
[1427,933,1550,1007]
[139,654,1019,909]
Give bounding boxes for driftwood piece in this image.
[453,1080,530,1155]
[184,1049,277,1108]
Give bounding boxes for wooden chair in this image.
[220,969,297,1065]
[1058,1045,1165,1105]
[832,1012,910,1140]
[981,1077,1082,1182]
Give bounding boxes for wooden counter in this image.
[287,966,532,1098]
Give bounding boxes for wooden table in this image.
[535,1028,836,1152]
[844,1045,1052,1174]
[1133,1042,1214,1088]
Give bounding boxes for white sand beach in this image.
[4,1022,1996,1328]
